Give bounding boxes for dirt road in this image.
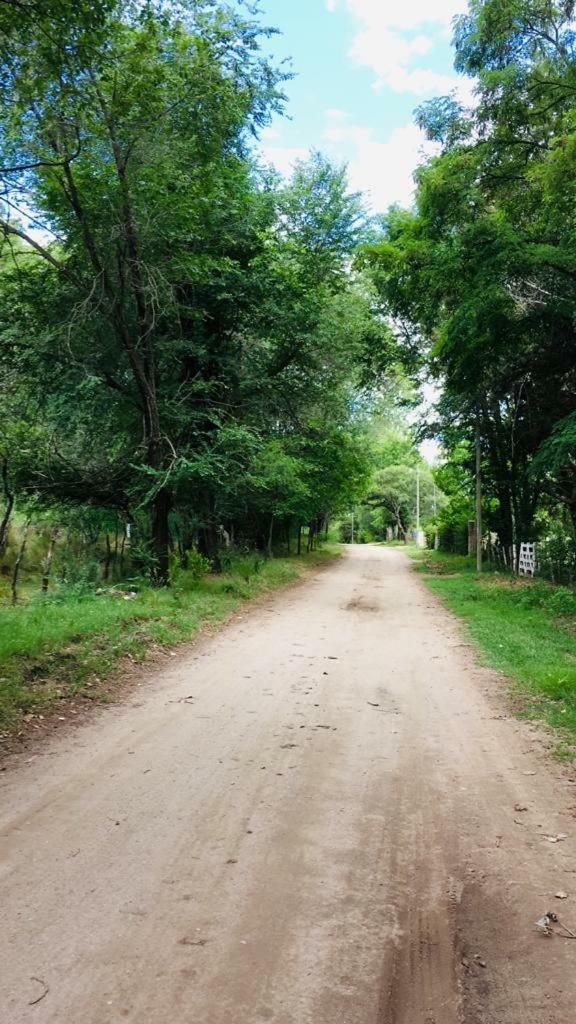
[1,546,576,1023]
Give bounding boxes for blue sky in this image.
[257,0,473,213]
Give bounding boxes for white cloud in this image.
[260,143,308,176]
[374,66,475,101]
[328,0,471,98]
[341,0,465,31]
[322,110,438,212]
[259,110,440,213]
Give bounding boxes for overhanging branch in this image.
[0,219,80,284]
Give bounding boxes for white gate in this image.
[518,542,537,577]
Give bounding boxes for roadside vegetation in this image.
[0,0,396,736]
[0,0,396,590]
[412,550,576,758]
[360,0,576,582]
[0,547,338,735]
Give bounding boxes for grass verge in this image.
[0,547,339,735]
[411,549,576,757]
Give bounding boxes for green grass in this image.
[411,549,576,757]
[0,547,340,734]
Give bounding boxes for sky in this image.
[257,0,474,214]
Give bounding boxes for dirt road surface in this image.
[1,546,576,1023]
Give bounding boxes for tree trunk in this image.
[178,521,195,569]
[11,520,31,605]
[198,523,221,572]
[113,526,119,576]
[151,487,171,585]
[41,525,59,594]
[103,533,112,581]
[266,514,274,559]
[482,400,516,569]
[0,457,14,556]
[297,524,302,555]
[120,530,127,574]
[391,506,408,543]
[475,417,483,573]
[567,499,576,539]
[177,533,186,567]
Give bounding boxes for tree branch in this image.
[0,219,79,282]
[0,151,80,175]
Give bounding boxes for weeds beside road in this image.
[411,548,576,759]
[0,548,339,735]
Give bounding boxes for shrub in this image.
[182,550,212,581]
[537,535,576,586]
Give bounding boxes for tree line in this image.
[4,0,574,590]
[361,0,576,570]
[0,0,394,587]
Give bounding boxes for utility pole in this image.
[415,465,425,548]
[476,417,482,573]
[432,479,439,550]
[416,466,421,533]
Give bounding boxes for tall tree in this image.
[0,0,286,580]
[361,0,576,558]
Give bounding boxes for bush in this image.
[511,580,576,617]
[231,554,264,581]
[547,586,576,616]
[425,526,437,549]
[182,549,212,581]
[55,553,101,591]
[339,521,353,543]
[438,521,469,555]
[435,491,472,555]
[170,549,212,591]
[537,535,576,586]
